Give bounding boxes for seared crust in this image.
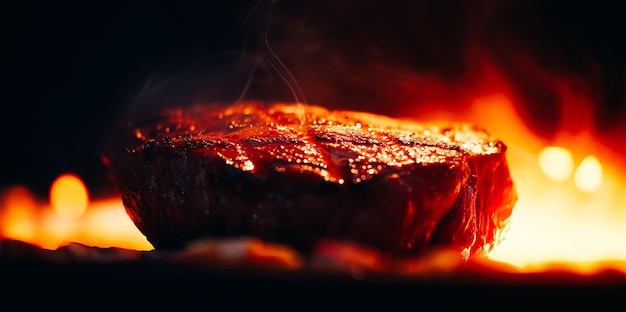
[104,102,517,258]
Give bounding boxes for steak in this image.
[103,102,517,259]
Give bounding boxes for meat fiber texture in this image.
[104,102,517,260]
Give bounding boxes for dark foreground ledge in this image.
[3,260,626,309]
[2,239,626,309]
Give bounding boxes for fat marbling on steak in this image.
[104,102,517,259]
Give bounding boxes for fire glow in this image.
[478,95,626,273]
[0,174,152,252]
[463,59,626,273]
[1,98,626,275]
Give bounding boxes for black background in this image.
[1,0,257,197]
[1,0,624,198]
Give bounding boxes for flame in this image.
[463,93,626,274]
[378,49,626,274]
[0,186,38,243]
[0,174,153,251]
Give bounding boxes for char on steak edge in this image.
[104,101,517,260]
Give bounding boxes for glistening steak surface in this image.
[104,102,517,259]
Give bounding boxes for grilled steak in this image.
[104,102,517,259]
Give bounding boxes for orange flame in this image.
[0,173,152,251]
[358,43,625,274]
[435,80,626,274]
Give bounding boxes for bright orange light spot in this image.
[538,146,574,181]
[574,155,603,193]
[0,186,37,242]
[74,198,154,251]
[49,173,88,220]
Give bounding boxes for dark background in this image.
[1,0,258,197]
[1,0,624,198]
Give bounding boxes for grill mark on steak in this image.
[104,101,517,259]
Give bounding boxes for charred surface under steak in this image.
[104,102,517,259]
